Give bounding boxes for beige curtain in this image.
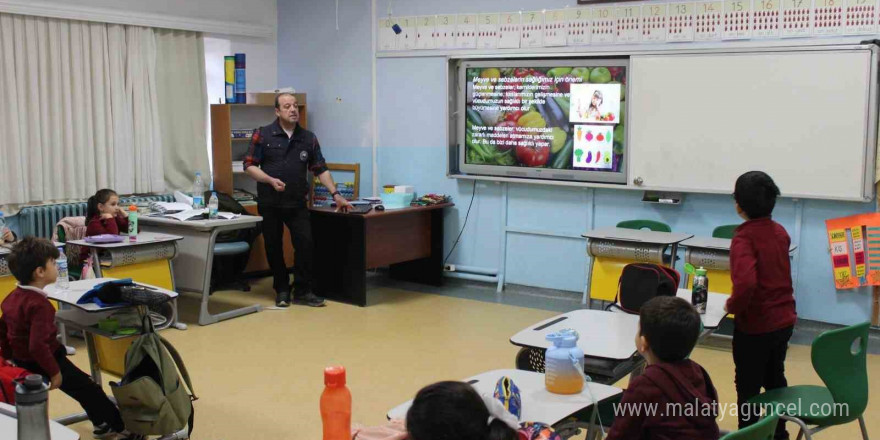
[156,29,210,192]
[0,13,209,208]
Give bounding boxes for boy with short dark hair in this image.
[728,171,796,439]
[606,296,720,440]
[0,237,140,439]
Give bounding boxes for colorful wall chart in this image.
[573,125,614,169]
[378,1,880,52]
[825,213,880,289]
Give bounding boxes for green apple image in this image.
[570,67,591,83]
[589,67,612,84]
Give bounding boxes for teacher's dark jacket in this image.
[243,118,329,208]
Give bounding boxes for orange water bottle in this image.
[321,366,351,440]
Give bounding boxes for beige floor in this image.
[47,279,880,439]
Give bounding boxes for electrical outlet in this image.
[444,264,456,272]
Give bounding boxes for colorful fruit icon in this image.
[586,131,594,141]
[596,151,601,163]
[575,148,584,162]
[586,151,592,163]
[576,127,583,141]
[604,155,611,164]
[596,133,604,142]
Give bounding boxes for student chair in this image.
[720,411,780,440]
[749,322,870,440]
[616,219,672,233]
[211,241,252,292]
[712,224,739,239]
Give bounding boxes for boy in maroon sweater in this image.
[606,296,720,440]
[0,238,138,439]
[727,171,796,439]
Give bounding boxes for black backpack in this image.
[612,263,680,314]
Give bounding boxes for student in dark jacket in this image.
[727,171,796,439]
[606,296,720,440]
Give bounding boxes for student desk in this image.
[139,215,263,325]
[0,402,79,440]
[513,295,729,384]
[511,310,642,385]
[44,278,176,426]
[45,278,178,384]
[386,369,621,438]
[582,227,693,306]
[310,203,453,306]
[67,232,184,330]
[680,236,798,294]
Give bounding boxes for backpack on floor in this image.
[613,263,680,314]
[0,357,29,404]
[110,314,197,436]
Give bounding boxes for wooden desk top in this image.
[310,202,454,218]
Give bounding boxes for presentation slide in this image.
[464,65,626,172]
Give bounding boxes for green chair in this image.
[720,411,780,440]
[616,219,672,233]
[749,322,870,440]
[712,224,739,239]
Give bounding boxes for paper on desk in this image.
[150,202,192,214]
[164,209,240,221]
[174,191,193,205]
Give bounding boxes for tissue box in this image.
[379,192,414,209]
[394,185,415,194]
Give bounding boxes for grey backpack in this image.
[110,314,197,436]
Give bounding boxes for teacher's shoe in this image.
[276,290,291,308]
[294,292,326,307]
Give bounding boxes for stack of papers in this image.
[163,209,240,221]
[149,202,192,215]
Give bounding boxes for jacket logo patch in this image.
[300,150,309,162]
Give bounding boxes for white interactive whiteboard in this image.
[629,46,879,201]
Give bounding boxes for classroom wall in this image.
[277,0,878,326]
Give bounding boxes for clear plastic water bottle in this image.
[208,192,219,219]
[56,250,69,289]
[192,172,205,209]
[545,329,585,395]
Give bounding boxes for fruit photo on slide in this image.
[465,65,625,172]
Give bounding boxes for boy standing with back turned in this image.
[727,171,797,439]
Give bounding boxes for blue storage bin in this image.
[379,192,414,209]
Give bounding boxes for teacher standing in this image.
[244,93,352,308]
